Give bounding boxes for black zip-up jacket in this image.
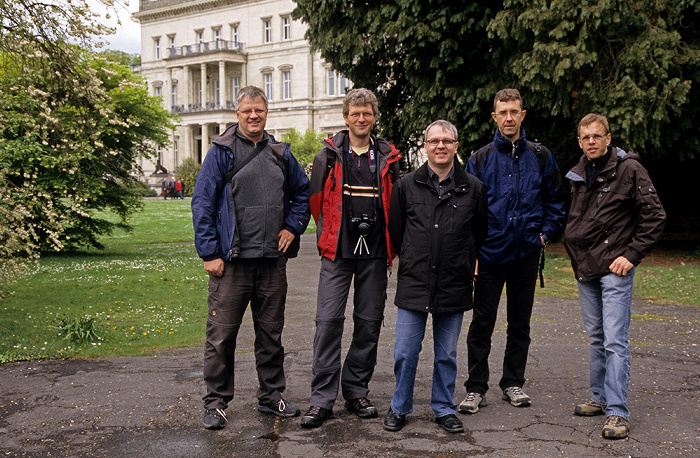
[388,163,487,314]
[563,147,666,282]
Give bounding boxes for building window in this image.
[339,74,348,95]
[168,35,175,48]
[327,69,335,96]
[264,73,273,100]
[214,79,220,106]
[231,24,239,45]
[197,30,204,43]
[173,140,178,165]
[282,16,291,41]
[214,28,221,41]
[154,86,162,98]
[171,84,177,108]
[232,77,241,101]
[263,19,272,43]
[154,37,161,60]
[282,71,291,99]
[197,82,202,106]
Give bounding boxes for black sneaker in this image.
[203,408,227,430]
[257,398,301,417]
[301,405,333,428]
[345,397,378,418]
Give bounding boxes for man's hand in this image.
[204,258,224,277]
[473,259,479,282]
[609,256,633,276]
[278,229,295,253]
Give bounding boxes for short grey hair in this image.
[424,120,458,142]
[236,86,268,110]
[343,88,379,117]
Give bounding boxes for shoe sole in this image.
[602,430,629,439]
[503,396,531,407]
[203,422,225,430]
[257,405,300,418]
[300,419,325,428]
[458,404,480,414]
[382,422,405,432]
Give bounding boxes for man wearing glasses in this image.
[383,120,487,433]
[459,88,565,415]
[192,86,310,430]
[565,113,665,439]
[302,88,401,428]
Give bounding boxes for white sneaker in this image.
[458,392,486,414]
[502,386,531,407]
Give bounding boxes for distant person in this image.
[191,86,310,430]
[459,88,565,415]
[168,178,176,198]
[175,179,183,199]
[162,178,168,199]
[301,88,401,428]
[383,120,487,433]
[565,113,665,439]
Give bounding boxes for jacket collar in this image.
[493,128,528,156]
[567,146,630,182]
[212,123,271,150]
[414,162,472,191]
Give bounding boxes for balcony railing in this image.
[165,40,244,59]
[171,101,237,114]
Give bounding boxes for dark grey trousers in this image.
[202,257,288,410]
[309,256,388,410]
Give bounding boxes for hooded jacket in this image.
[466,129,565,266]
[563,146,666,282]
[309,131,401,263]
[192,123,310,261]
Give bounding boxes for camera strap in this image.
[345,138,378,256]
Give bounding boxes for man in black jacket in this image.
[383,120,487,434]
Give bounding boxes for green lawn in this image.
[1,199,697,363]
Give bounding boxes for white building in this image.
[134,0,349,188]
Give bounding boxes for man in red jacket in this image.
[302,89,401,428]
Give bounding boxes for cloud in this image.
[87,0,141,54]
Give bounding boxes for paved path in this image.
[1,235,698,457]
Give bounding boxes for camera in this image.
[351,214,376,237]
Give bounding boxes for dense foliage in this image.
[282,128,327,175]
[175,157,201,198]
[0,0,174,295]
[293,0,700,165]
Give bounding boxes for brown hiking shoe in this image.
[602,415,629,439]
[574,400,606,416]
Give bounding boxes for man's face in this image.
[425,125,458,170]
[343,104,376,140]
[578,121,611,161]
[236,96,268,142]
[491,99,526,143]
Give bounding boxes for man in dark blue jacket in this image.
[192,86,310,430]
[459,88,565,414]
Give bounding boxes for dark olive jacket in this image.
[563,147,666,282]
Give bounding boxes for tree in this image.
[282,128,327,174]
[294,0,699,163]
[175,157,201,198]
[0,0,175,292]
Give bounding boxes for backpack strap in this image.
[224,140,267,184]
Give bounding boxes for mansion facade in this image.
[134,0,349,189]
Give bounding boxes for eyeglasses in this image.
[238,108,267,116]
[495,110,522,118]
[425,139,456,147]
[347,112,375,120]
[579,134,607,142]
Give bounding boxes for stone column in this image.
[219,61,227,108]
[182,65,191,111]
[200,64,207,108]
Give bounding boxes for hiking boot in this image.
[301,406,333,428]
[203,408,227,430]
[602,415,629,439]
[345,397,378,418]
[458,392,486,414]
[257,398,301,418]
[502,386,531,407]
[574,400,606,416]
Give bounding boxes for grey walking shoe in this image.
[502,386,531,407]
[257,398,301,417]
[458,392,486,414]
[203,408,227,430]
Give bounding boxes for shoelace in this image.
[508,387,526,397]
[465,392,480,402]
[277,399,287,412]
[210,408,227,422]
[356,397,372,407]
[306,405,322,416]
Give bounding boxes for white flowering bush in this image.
[0,1,175,295]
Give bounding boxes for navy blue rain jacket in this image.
[192,124,310,261]
[466,129,565,266]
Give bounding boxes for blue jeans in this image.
[577,268,635,420]
[390,308,464,417]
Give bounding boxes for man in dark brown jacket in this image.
[563,113,666,440]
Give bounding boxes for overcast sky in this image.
[88,0,141,54]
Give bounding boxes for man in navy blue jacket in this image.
[459,88,565,415]
[192,86,310,430]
